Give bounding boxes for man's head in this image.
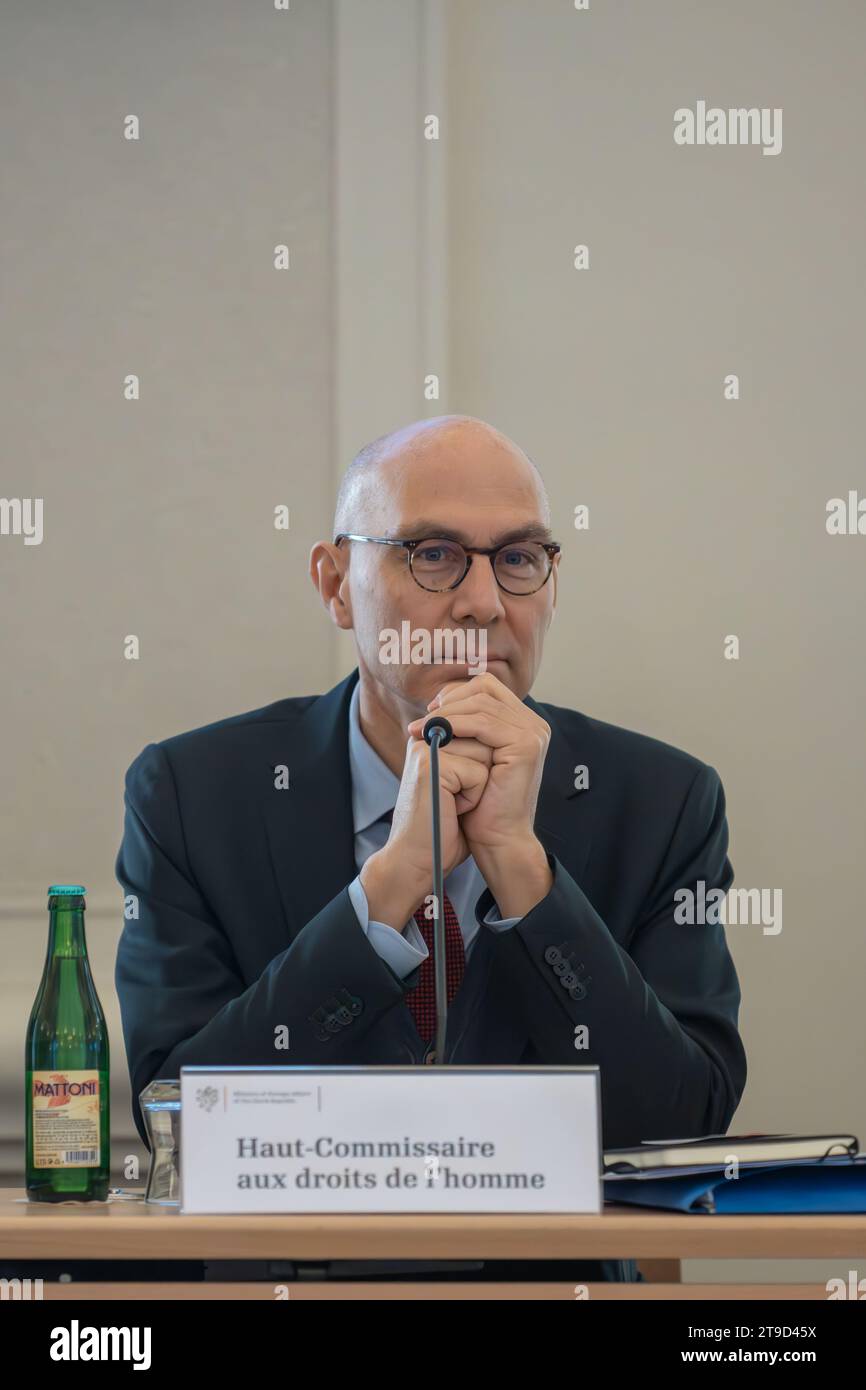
[311,415,559,713]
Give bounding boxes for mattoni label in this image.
[31,1070,100,1168]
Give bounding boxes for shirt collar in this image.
[348,678,401,835]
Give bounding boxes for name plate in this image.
[180,1066,601,1214]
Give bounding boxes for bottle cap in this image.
[47,884,86,896]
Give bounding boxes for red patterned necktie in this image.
[406,892,466,1043]
[374,808,466,1042]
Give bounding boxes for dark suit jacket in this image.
[115,668,746,1267]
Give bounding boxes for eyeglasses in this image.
[334,533,560,595]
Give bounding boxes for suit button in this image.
[339,989,363,1016]
[310,1006,331,1042]
[424,1047,437,1064]
[544,946,562,966]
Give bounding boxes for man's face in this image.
[336,432,558,712]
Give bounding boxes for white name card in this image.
[180,1065,601,1214]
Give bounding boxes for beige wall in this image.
[2,0,864,1281]
[441,0,866,1281]
[0,0,336,1177]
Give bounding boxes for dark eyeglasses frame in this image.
[334,533,561,595]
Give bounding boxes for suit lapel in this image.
[523,691,593,889]
[261,669,360,941]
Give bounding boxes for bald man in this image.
[115,415,746,1285]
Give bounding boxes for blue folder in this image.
[603,1157,866,1213]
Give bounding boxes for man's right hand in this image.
[359,734,491,932]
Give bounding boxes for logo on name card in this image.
[195,1085,219,1113]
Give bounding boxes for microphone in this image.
[420,715,454,1063]
[421,715,453,749]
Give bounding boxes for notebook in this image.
[603,1155,866,1214]
[603,1132,858,1176]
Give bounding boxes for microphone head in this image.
[422,715,454,748]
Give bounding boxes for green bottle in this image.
[25,886,110,1201]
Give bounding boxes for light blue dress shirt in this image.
[345,680,520,980]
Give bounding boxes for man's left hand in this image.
[407,672,554,916]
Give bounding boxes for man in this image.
[115,415,746,1284]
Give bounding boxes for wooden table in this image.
[2,1189,863,1299]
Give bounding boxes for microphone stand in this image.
[421,715,454,1064]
